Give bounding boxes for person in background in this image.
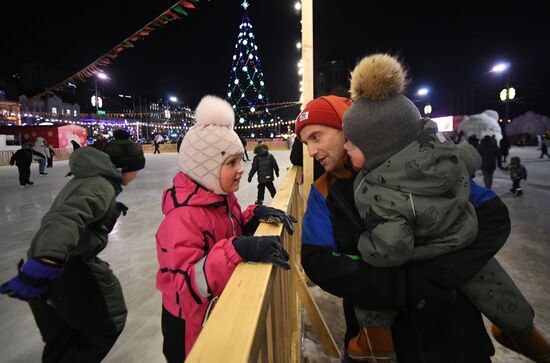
[93,134,107,150]
[1,130,146,362]
[70,140,81,151]
[539,138,550,159]
[46,143,56,168]
[156,95,294,362]
[238,133,251,162]
[248,142,280,205]
[153,138,161,154]
[176,133,185,153]
[10,142,44,187]
[33,140,49,175]
[477,135,500,189]
[499,136,510,163]
[467,134,479,148]
[509,156,528,196]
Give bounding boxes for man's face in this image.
[300,125,346,173]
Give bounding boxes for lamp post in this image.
[500,86,516,123]
[93,72,109,126]
[417,87,432,117]
[490,62,513,136]
[424,103,432,117]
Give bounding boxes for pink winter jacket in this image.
[156,172,256,354]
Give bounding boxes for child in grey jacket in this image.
[341,53,549,362]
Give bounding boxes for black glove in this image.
[0,258,64,301]
[254,206,298,235]
[275,171,279,178]
[116,202,128,218]
[405,262,457,315]
[248,176,253,183]
[232,235,290,270]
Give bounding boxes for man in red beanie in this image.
[296,96,512,362]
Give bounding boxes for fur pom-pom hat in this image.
[343,53,422,171]
[179,95,244,195]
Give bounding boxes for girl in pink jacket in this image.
[155,95,296,362]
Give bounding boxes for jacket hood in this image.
[69,147,122,182]
[162,172,239,215]
[254,144,268,155]
[362,119,480,196]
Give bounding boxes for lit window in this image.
[52,107,57,115]
[73,110,77,117]
[66,109,71,115]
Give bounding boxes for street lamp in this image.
[490,61,513,130]
[490,62,510,74]
[424,104,432,116]
[93,72,109,125]
[499,86,516,123]
[417,87,431,116]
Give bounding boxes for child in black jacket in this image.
[10,143,45,187]
[248,143,279,205]
[509,156,527,196]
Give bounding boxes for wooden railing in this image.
[187,166,340,362]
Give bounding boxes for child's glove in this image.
[254,206,298,235]
[232,235,290,270]
[0,258,64,301]
[116,202,129,218]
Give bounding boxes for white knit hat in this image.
[179,95,244,195]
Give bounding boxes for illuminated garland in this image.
[33,0,200,99]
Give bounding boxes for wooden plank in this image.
[293,263,342,359]
[301,0,314,198]
[186,263,276,362]
[266,305,274,363]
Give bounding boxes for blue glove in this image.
[254,206,298,235]
[233,235,290,270]
[0,258,64,301]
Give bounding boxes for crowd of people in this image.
[1,52,550,363]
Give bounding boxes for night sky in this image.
[3,0,550,119]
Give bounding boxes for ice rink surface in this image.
[0,147,548,362]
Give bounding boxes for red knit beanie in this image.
[295,96,352,140]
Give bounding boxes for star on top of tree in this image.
[241,0,249,10]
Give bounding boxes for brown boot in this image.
[348,326,397,362]
[492,325,550,362]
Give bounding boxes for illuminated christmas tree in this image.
[226,0,272,137]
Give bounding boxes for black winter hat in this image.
[103,130,145,172]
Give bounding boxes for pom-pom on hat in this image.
[179,95,244,195]
[343,53,422,170]
[295,96,352,140]
[103,129,145,172]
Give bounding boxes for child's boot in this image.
[516,188,523,196]
[492,325,550,362]
[348,326,397,362]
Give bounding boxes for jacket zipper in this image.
[225,197,236,236]
[201,296,219,327]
